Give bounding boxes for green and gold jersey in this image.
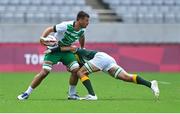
[54,21,85,46]
[75,49,97,66]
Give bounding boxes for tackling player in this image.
[46,46,160,100]
[75,48,160,100]
[17,11,89,100]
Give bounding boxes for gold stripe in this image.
[74,54,80,63]
[132,74,137,83]
[80,75,89,82]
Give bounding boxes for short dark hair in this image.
[76,11,90,21]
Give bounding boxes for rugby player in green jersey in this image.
[17,11,89,100]
[45,46,160,100]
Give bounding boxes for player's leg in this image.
[68,68,79,100]
[17,52,59,100]
[61,52,80,100]
[77,63,99,100]
[17,61,52,100]
[108,66,151,87]
[108,65,159,98]
[76,52,112,100]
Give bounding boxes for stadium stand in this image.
[1,0,180,24]
[0,0,99,24]
[102,0,180,23]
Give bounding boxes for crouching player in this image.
[46,46,160,100]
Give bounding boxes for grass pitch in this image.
[0,72,180,113]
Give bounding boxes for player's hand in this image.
[40,37,47,46]
[70,45,78,53]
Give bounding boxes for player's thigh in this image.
[44,52,62,64]
[43,52,62,71]
[61,52,79,71]
[82,62,100,75]
[89,52,116,71]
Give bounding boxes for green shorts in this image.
[44,51,77,68]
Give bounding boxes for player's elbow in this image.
[42,26,54,37]
[46,26,54,33]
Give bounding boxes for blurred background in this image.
[0,0,180,72]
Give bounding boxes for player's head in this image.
[76,11,90,28]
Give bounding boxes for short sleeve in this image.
[54,22,67,33]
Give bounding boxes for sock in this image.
[68,85,76,96]
[132,74,151,88]
[25,86,33,95]
[80,75,95,96]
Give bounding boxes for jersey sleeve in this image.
[54,22,67,33]
[76,49,97,59]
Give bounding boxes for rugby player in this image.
[46,46,160,100]
[17,11,89,100]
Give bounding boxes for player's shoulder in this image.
[58,20,74,26]
[55,20,74,30]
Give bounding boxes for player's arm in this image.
[61,45,77,52]
[41,26,54,38]
[79,35,85,49]
[40,26,55,45]
[44,45,77,54]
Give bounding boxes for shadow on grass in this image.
[26,97,154,102]
[28,98,67,101]
[99,97,154,101]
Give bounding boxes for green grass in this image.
[0,72,180,113]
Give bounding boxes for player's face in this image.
[79,17,89,28]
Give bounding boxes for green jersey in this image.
[54,21,85,46]
[76,49,97,66]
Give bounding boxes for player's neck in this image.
[74,21,81,31]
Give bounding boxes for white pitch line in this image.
[158,81,171,85]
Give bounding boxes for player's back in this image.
[76,49,97,65]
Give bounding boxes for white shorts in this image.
[88,52,118,72]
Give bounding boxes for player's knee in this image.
[77,70,84,77]
[70,70,78,78]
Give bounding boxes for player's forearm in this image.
[61,46,78,52]
[44,46,77,54]
[61,47,73,51]
[50,46,75,53]
[41,26,54,38]
[79,37,85,48]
